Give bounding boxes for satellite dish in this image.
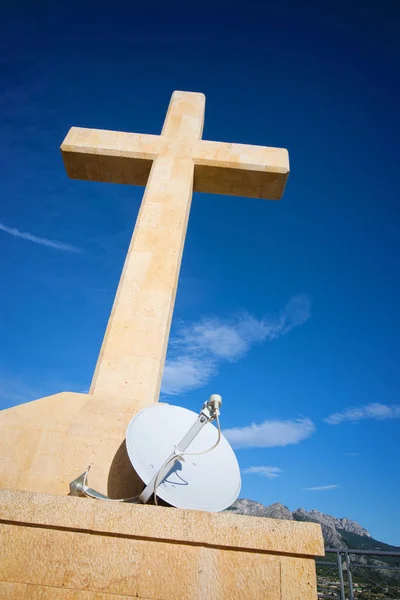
[126,403,241,512]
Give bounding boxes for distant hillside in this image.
[292,507,370,538]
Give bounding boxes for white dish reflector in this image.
[126,404,241,512]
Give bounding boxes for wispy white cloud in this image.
[176,314,265,361]
[223,417,315,449]
[176,294,311,362]
[242,466,282,479]
[0,222,82,253]
[161,294,311,396]
[323,403,400,425]
[302,485,338,491]
[161,356,216,396]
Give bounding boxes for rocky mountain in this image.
[293,507,371,538]
[228,499,292,520]
[228,499,396,551]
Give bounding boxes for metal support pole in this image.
[139,411,209,503]
[344,551,354,600]
[337,551,345,600]
[139,398,220,504]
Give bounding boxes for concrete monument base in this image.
[0,392,324,598]
[0,392,153,500]
[0,490,324,599]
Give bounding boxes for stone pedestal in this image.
[0,490,323,599]
[0,392,324,598]
[0,392,149,499]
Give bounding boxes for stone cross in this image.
[1,96,323,599]
[61,91,289,408]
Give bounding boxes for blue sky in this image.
[1,0,399,544]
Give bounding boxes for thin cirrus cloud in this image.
[323,403,400,425]
[0,222,82,253]
[161,294,311,396]
[223,417,315,449]
[161,356,216,396]
[302,485,339,491]
[242,466,282,479]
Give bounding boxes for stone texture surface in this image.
[0,582,28,599]
[280,556,319,600]
[0,490,324,557]
[0,586,135,599]
[0,491,323,599]
[60,90,289,402]
[0,392,145,497]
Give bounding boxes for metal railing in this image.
[316,548,400,600]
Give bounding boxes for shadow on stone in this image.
[107,439,144,499]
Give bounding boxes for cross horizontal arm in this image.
[61,127,163,185]
[61,123,289,200]
[193,140,289,200]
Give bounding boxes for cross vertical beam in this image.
[89,92,205,404]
